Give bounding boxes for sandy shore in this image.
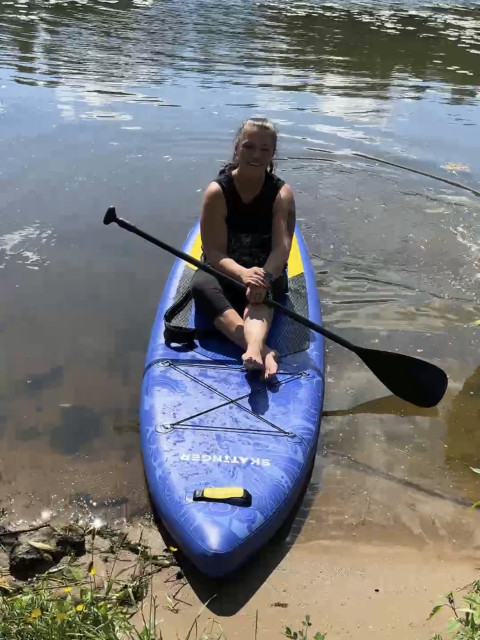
[122,462,480,640]
[132,535,476,640]
[2,418,480,640]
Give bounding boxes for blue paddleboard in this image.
[140,222,324,577]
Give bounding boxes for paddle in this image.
[103,206,448,408]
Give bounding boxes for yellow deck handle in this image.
[193,487,252,506]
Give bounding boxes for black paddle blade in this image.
[356,348,448,408]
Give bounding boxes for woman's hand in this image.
[246,285,268,304]
[240,267,269,289]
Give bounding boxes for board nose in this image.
[177,503,265,577]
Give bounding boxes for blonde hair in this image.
[227,117,278,174]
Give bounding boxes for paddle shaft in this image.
[108,211,355,352]
[104,206,449,407]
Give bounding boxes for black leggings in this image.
[191,269,288,321]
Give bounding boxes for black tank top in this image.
[214,168,285,268]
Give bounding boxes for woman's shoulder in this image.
[204,180,225,200]
[202,181,228,217]
[214,165,233,186]
[274,180,294,201]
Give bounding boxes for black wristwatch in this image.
[265,271,275,284]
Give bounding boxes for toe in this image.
[242,353,263,370]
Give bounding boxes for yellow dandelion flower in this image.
[76,604,84,612]
[63,587,72,593]
[89,566,97,576]
[169,546,178,552]
[30,609,42,619]
[56,613,66,623]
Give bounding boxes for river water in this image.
[1,0,479,551]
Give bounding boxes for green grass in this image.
[0,575,325,640]
[0,526,326,640]
[0,556,160,639]
[429,469,480,639]
[0,582,142,639]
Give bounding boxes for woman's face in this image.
[235,127,275,173]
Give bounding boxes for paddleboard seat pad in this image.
[140,222,325,577]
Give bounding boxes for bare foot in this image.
[242,348,263,371]
[262,348,278,382]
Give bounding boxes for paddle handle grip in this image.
[105,207,248,289]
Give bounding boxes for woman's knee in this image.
[191,271,216,302]
[191,271,232,320]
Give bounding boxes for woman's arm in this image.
[263,183,296,279]
[200,182,267,288]
[200,182,244,280]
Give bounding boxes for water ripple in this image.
[0,223,55,270]
[0,0,478,104]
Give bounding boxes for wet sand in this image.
[154,542,477,640]
[125,467,480,639]
[115,460,480,640]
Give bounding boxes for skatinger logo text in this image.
[180,454,270,466]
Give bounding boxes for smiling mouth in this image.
[248,162,261,166]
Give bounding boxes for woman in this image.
[191,117,296,381]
